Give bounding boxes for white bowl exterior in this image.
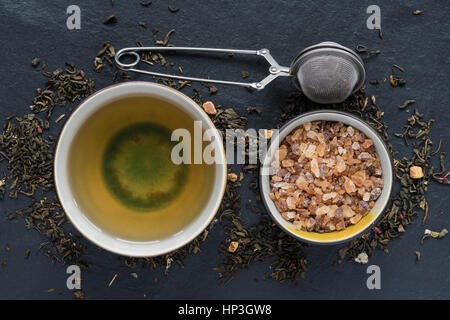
[260,111,393,244]
[54,82,227,257]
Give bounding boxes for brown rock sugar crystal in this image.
[269,120,383,233]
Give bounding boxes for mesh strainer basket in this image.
[290,42,365,104]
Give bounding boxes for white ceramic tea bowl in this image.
[54,81,227,257]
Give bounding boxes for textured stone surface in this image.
[0,0,449,299]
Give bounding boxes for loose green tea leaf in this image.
[168,0,179,13]
[356,44,368,53]
[0,114,52,197]
[140,1,152,7]
[0,64,93,266]
[103,14,117,25]
[241,71,250,78]
[246,106,262,115]
[392,64,405,72]
[31,57,41,68]
[73,290,85,299]
[30,64,94,117]
[415,251,421,261]
[95,42,116,72]
[154,29,175,46]
[421,228,448,243]
[399,99,415,110]
[16,198,87,264]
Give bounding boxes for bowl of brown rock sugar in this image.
[260,110,394,245]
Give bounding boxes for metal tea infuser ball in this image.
[115,41,365,104]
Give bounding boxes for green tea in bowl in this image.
[55,82,226,256]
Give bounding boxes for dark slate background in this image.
[0,0,449,300]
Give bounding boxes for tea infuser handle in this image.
[115,47,290,90]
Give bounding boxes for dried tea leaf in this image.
[140,1,152,7]
[421,228,448,243]
[31,57,41,68]
[356,44,368,53]
[241,71,250,78]
[415,251,421,261]
[103,14,117,25]
[108,273,118,287]
[399,99,415,110]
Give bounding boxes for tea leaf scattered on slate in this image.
[31,57,41,68]
[30,63,94,117]
[103,14,117,25]
[140,1,152,7]
[216,83,448,280]
[0,114,53,198]
[0,64,92,266]
[415,251,421,261]
[17,198,86,264]
[399,99,415,110]
[94,42,116,72]
[168,0,180,13]
[73,290,85,299]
